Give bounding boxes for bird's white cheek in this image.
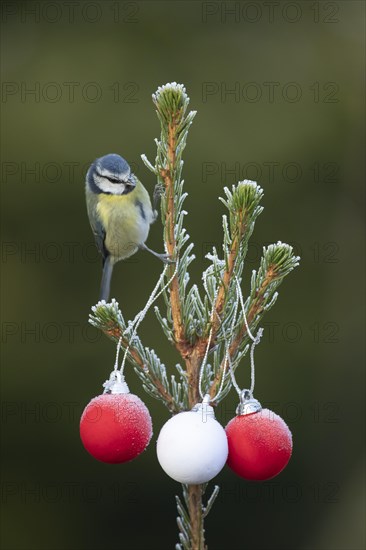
[94,175,125,195]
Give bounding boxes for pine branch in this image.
[145,84,209,550]
[192,182,265,369]
[144,83,197,359]
[213,181,264,331]
[203,485,220,518]
[208,242,300,399]
[88,300,181,413]
[175,484,220,549]
[175,484,206,550]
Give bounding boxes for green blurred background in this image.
[1,1,365,549]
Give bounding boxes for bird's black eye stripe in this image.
[95,170,123,184]
[106,176,122,184]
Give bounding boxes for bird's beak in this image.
[126,175,136,189]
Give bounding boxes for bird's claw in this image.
[140,243,175,264]
[161,254,175,265]
[153,183,165,210]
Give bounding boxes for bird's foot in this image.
[153,183,165,211]
[159,253,175,265]
[140,243,175,264]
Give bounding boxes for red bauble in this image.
[225,409,292,481]
[80,393,152,464]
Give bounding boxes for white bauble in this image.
[156,403,228,484]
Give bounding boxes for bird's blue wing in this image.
[86,191,109,264]
[92,219,108,264]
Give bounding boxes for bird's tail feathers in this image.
[100,256,113,302]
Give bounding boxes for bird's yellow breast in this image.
[97,194,126,228]
[96,188,152,261]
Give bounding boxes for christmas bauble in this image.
[225,408,292,480]
[80,392,153,464]
[156,400,228,484]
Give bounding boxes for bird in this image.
[85,153,170,301]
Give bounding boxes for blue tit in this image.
[86,153,170,301]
